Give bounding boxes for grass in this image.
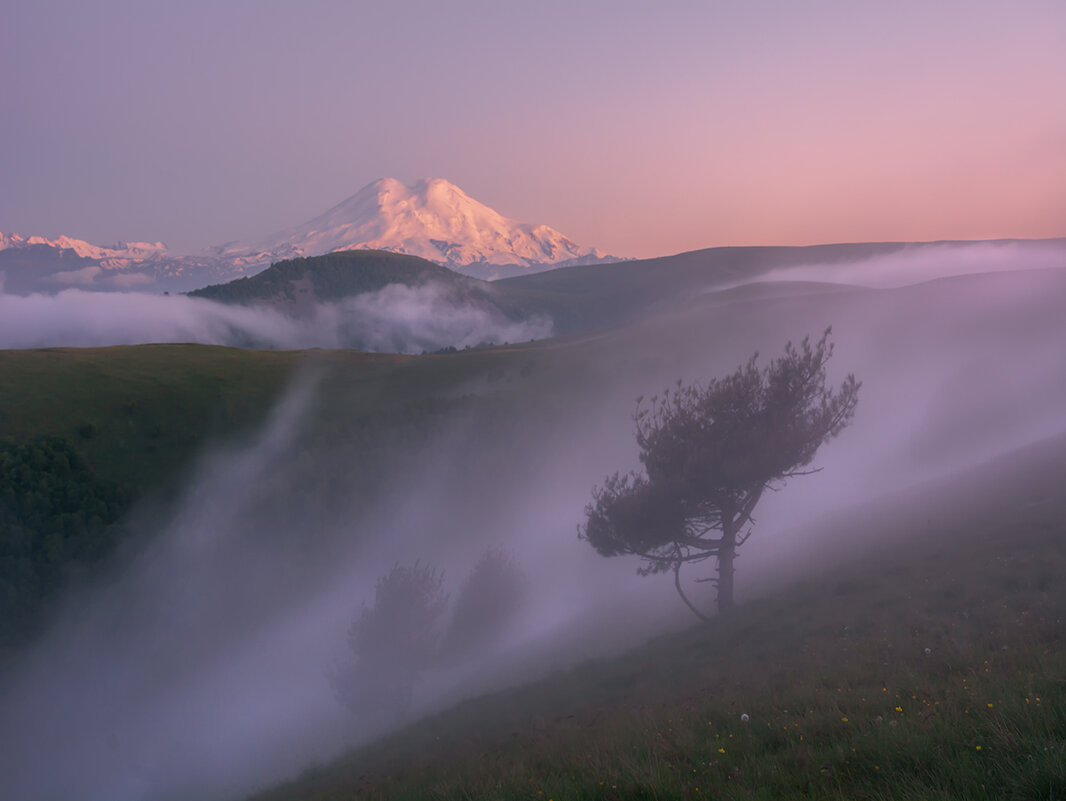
[251,444,1066,801]
[0,342,547,496]
[0,345,421,653]
[0,345,307,493]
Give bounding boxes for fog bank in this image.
[754,239,1065,289]
[0,283,550,353]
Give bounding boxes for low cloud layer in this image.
[0,283,551,353]
[754,240,1066,289]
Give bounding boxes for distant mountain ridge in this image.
[0,232,167,262]
[0,179,621,294]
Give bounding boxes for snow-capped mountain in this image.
[0,232,167,263]
[212,178,619,280]
[0,231,178,293]
[0,230,245,294]
[0,178,621,293]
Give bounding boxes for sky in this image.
[1,0,1064,259]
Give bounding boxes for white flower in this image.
[740,713,750,723]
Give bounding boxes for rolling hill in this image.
[187,249,526,320]
[184,238,1066,340]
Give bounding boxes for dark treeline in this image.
[0,436,127,652]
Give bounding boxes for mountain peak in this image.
[217,178,621,279]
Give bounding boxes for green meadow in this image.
[0,342,552,653]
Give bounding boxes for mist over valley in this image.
[1,235,1065,799]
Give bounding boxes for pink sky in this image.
[1,1,1063,259]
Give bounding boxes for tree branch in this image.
[673,558,711,622]
[779,467,823,478]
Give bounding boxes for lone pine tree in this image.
[580,329,860,618]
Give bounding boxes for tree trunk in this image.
[717,522,737,614]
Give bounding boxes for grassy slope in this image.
[0,345,309,494]
[0,345,436,653]
[0,340,566,529]
[0,345,466,494]
[251,437,1066,801]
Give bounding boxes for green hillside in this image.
[0,345,307,491]
[251,436,1066,801]
[0,346,292,650]
[0,341,555,654]
[0,345,430,653]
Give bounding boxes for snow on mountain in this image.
[0,231,183,294]
[0,232,167,262]
[212,178,621,279]
[0,231,252,294]
[1,179,621,294]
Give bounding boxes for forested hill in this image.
[188,249,495,307]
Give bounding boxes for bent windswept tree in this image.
[580,329,860,619]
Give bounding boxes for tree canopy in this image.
[439,548,527,664]
[0,436,127,651]
[580,329,860,618]
[333,562,448,718]
[333,549,528,719]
